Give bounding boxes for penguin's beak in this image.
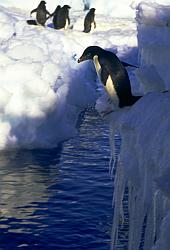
[77,56,84,63]
[77,53,91,63]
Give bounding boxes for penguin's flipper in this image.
[101,56,127,86]
[100,67,110,86]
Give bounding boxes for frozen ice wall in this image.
[135,1,170,93]
[110,2,170,250]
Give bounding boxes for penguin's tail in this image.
[83,29,90,33]
[122,61,139,68]
[26,20,38,25]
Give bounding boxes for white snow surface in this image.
[0,1,170,250]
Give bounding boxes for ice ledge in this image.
[109,91,170,250]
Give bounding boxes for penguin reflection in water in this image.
[83,8,96,33]
[78,46,142,114]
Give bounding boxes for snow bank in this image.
[135,1,170,92]
[0,6,97,149]
[0,0,139,150]
[110,2,170,250]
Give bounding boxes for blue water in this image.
[0,109,113,250]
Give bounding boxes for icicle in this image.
[108,119,121,178]
[144,201,157,250]
[110,133,121,178]
[128,183,146,250]
[127,183,136,250]
[111,160,127,250]
[153,190,165,243]
[109,125,116,176]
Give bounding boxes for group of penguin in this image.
[27,1,143,115]
[27,0,96,33]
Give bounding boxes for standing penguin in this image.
[51,5,61,29]
[56,5,71,29]
[83,8,96,33]
[29,1,51,26]
[78,46,142,109]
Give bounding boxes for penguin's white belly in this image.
[93,55,119,107]
[93,55,102,77]
[104,75,119,106]
[65,19,69,29]
[91,22,95,31]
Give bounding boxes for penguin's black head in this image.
[63,5,71,9]
[78,46,103,63]
[90,8,96,12]
[55,5,61,11]
[40,0,46,5]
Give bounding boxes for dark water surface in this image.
[0,110,113,250]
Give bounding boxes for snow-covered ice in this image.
[0,5,99,149]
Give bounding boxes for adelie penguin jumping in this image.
[78,46,142,111]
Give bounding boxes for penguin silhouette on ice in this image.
[56,5,71,29]
[51,5,61,29]
[83,8,96,33]
[27,1,51,26]
[78,46,142,109]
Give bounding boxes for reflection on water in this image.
[0,110,113,249]
[0,148,61,225]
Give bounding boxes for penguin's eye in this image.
[86,53,91,58]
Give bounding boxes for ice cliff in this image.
[110,2,170,250]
